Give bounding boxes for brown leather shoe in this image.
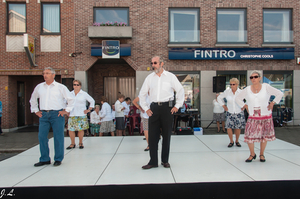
[161,162,170,168]
[142,164,158,169]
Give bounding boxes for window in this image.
[217,9,247,43]
[217,71,247,90]
[8,3,26,33]
[263,9,292,43]
[263,71,292,124]
[94,8,129,25]
[42,3,60,33]
[169,8,200,43]
[172,72,200,111]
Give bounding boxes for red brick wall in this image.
[73,0,299,72]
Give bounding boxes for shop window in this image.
[217,71,247,90]
[217,9,247,43]
[7,3,26,33]
[172,72,200,111]
[263,9,292,43]
[42,3,60,34]
[94,8,129,25]
[169,8,200,43]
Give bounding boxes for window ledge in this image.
[261,44,295,47]
[167,44,202,48]
[215,44,250,47]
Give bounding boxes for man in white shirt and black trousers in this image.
[30,67,75,167]
[139,56,184,169]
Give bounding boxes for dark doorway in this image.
[17,81,25,126]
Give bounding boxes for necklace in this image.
[252,85,261,93]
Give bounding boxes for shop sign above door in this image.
[102,40,120,59]
[91,43,131,57]
[169,48,294,60]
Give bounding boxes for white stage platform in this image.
[1,135,300,188]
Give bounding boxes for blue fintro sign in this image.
[102,40,120,59]
[169,48,294,60]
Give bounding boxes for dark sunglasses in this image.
[250,75,259,79]
[151,62,158,65]
[230,84,236,86]
[73,84,80,86]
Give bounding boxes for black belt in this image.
[152,102,169,106]
[41,110,55,112]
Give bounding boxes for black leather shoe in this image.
[161,162,170,168]
[34,161,51,167]
[235,142,242,147]
[53,161,61,166]
[66,144,75,150]
[79,143,84,149]
[142,164,158,169]
[144,146,149,151]
[228,142,234,147]
[245,154,257,162]
[260,155,266,162]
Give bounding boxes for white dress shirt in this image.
[235,83,283,117]
[30,81,75,113]
[121,101,130,116]
[217,88,243,114]
[69,90,95,117]
[139,70,185,112]
[115,100,124,118]
[100,102,113,122]
[213,99,224,113]
[139,95,150,119]
[90,111,101,124]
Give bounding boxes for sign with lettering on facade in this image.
[91,43,131,57]
[102,40,120,59]
[24,34,37,67]
[169,48,294,60]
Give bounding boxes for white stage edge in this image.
[1,135,300,188]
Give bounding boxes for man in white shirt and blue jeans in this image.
[30,67,75,167]
[139,56,184,169]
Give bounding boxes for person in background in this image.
[115,94,126,136]
[122,97,131,136]
[90,104,101,136]
[236,71,283,162]
[67,80,95,149]
[133,94,150,151]
[99,96,115,136]
[0,101,3,136]
[213,93,226,133]
[30,67,75,167]
[217,78,245,148]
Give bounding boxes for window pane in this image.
[264,10,292,43]
[169,9,199,43]
[8,4,26,33]
[217,9,246,42]
[174,73,200,111]
[263,71,292,123]
[94,8,129,24]
[43,4,60,33]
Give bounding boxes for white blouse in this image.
[69,90,95,117]
[100,102,113,122]
[90,111,101,124]
[115,100,124,118]
[217,88,243,114]
[122,101,130,116]
[235,83,283,117]
[213,99,224,113]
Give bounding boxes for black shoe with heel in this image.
[66,144,75,150]
[245,154,256,162]
[228,142,234,147]
[260,155,266,162]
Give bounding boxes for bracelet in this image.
[272,101,275,104]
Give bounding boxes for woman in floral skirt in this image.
[236,71,283,162]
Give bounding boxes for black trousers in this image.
[148,102,173,165]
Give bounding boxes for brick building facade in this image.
[1,0,299,130]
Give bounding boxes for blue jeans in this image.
[38,110,65,162]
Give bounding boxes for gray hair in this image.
[153,55,164,64]
[250,70,261,77]
[44,67,56,75]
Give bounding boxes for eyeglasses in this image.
[230,84,236,86]
[73,84,80,86]
[250,75,259,79]
[151,62,158,65]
